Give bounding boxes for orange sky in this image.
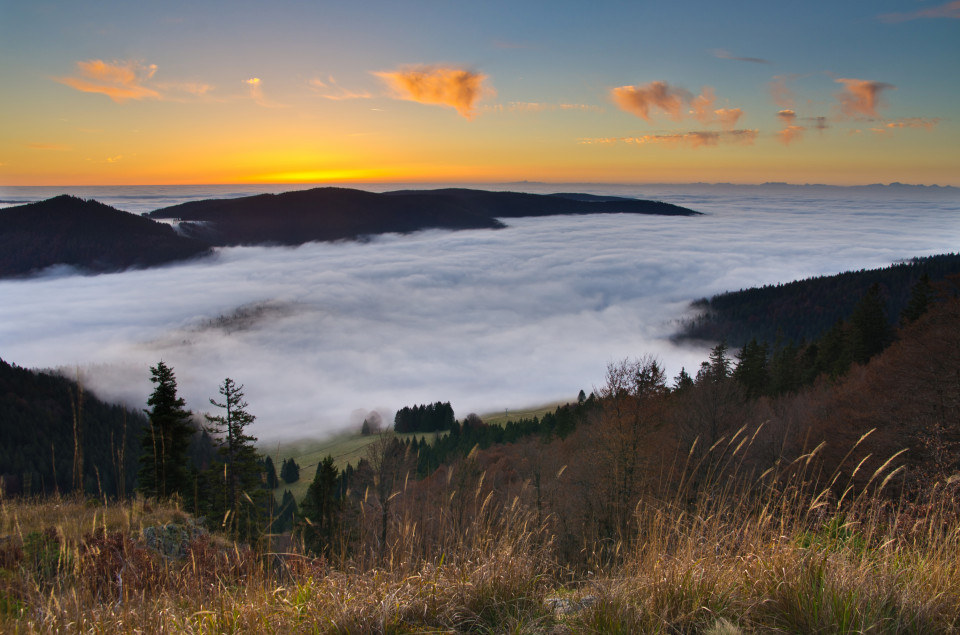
[2,2,958,186]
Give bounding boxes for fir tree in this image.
[137,361,194,499]
[204,378,265,540]
[298,455,341,554]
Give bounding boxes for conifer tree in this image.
[299,455,341,554]
[137,361,194,499]
[205,378,265,540]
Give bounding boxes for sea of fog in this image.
[1,182,958,441]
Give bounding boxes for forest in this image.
[1,258,958,632]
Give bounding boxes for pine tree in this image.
[298,455,340,554]
[280,458,300,483]
[848,283,890,364]
[263,456,279,489]
[901,273,934,325]
[204,378,265,540]
[137,361,194,499]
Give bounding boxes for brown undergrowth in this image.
[1,443,958,634]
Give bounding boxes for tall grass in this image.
[1,436,958,634]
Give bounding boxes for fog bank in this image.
[1,186,957,440]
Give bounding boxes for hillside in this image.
[0,358,146,497]
[0,195,211,277]
[677,252,960,348]
[147,187,699,246]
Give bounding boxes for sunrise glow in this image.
[1,2,958,187]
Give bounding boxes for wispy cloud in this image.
[27,143,71,151]
[769,75,796,109]
[309,76,372,100]
[884,117,940,130]
[835,78,895,118]
[690,87,743,128]
[482,101,603,114]
[56,59,160,103]
[711,48,770,64]
[778,125,806,145]
[374,66,492,120]
[878,1,960,23]
[492,39,530,49]
[581,129,758,148]
[242,77,286,108]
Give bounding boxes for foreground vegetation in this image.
[1,446,957,633]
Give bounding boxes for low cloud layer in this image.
[1,185,957,442]
[374,66,491,119]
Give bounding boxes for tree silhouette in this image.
[205,378,264,540]
[137,361,194,499]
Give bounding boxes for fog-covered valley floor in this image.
[1,184,957,440]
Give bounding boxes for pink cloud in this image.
[835,78,895,118]
[374,66,492,119]
[885,117,941,130]
[614,82,743,127]
[769,75,795,109]
[611,81,690,121]
[56,59,160,103]
[778,125,806,145]
[776,109,797,123]
[878,1,960,23]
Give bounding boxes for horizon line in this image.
[1,180,957,190]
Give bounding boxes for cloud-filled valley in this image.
[0,184,957,441]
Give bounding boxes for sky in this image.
[1,0,958,186]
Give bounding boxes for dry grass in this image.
[2,443,959,634]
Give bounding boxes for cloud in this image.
[835,78,895,118]
[711,48,770,64]
[27,143,71,151]
[309,76,372,100]
[885,117,940,130]
[776,110,797,123]
[56,59,161,103]
[582,129,758,148]
[244,77,263,99]
[878,1,960,22]
[483,102,603,115]
[614,82,744,127]
[778,125,806,145]
[374,66,492,119]
[162,82,214,97]
[769,75,796,109]
[3,186,956,441]
[611,81,690,121]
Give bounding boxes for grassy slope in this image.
[262,401,564,501]
[260,431,433,502]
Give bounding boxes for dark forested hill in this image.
[147,187,698,246]
[677,253,960,348]
[0,195,211,277]
[0,358,146,497]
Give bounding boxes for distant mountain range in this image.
[0,195,211,277]
[146,187,699,246]
[0,187,698,277]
